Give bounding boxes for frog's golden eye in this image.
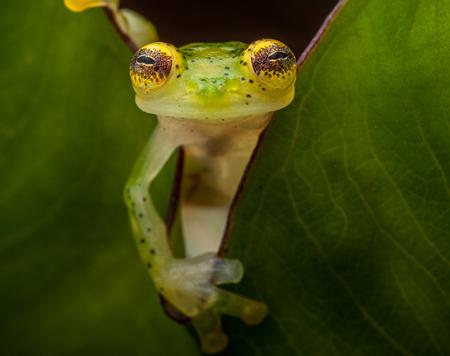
[245,39,296,89]
[130,42,174,94]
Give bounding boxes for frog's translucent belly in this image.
[164,114,272,257]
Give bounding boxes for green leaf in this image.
[0,2,199,355]
[224,0,450,354]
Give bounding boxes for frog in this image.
[64,1,296,352]
[127,39,296,353]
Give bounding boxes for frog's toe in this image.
[192,309,228,354]
[213,288,268,325]
[210,256,244,285]
[191,288,268,353]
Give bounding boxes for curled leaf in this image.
[64,0,119,12]
[64,0,158,49]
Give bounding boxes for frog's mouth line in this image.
[134,88,295,121]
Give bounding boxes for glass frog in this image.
[127,39,296,353]
[64,1,296,353]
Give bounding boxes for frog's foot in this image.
[156,253,268,353]
[192,289,268,353]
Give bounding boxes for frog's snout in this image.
[194,77,229,98]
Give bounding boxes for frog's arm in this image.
[124,123,177,264]
[124,119,244,294]
[124,119,267,353]
[64,0,158,50]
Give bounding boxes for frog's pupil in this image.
[137,55,156,65]
[268,51,288,60]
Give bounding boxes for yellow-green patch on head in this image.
[130,39,296,121]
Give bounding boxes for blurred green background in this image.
[0,1,194,355]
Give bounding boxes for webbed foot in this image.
[155,253,268,353]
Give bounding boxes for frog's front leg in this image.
[124,121,266,353]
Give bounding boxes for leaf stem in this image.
[297,0,348,70]
[103,7,139,52]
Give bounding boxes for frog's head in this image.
[130,39,296,121]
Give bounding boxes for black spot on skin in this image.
[224,66,230,70]
[249,79,254,83]
[140,238,145,244]
[177,74,181,78]
[241,77,246,81]
[246,94,252,98]
[150,249,156,255]
[147,263,152,269]
[138,213,143,218]
[175,64,179,69]
[147,227,152,232]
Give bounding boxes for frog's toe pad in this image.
[214,288,268,325]
[202,329,229,354]
[211,257,243,285]
[192,289,268,353]
[192,310,228,354]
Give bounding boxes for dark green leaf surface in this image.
[224,0,450,355]
[0,2,199,355]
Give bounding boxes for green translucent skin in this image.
[126,39,296,354]
[133,41,296,120]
